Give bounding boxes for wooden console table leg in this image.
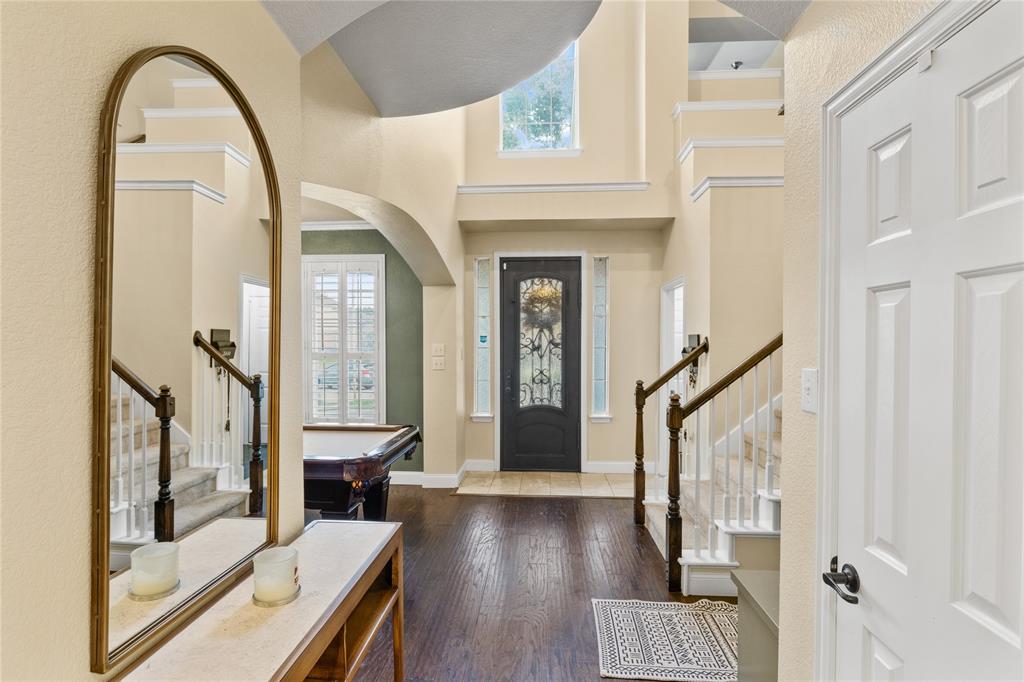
[392,543,404,681]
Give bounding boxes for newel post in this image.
[666,393,683,592]
[154,385,175,542]
[634,380,646,525]
[249,374,263,515]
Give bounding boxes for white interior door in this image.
[830,2,1023,678]
[241,280,270,444]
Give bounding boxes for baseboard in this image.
[388,470,425,486]
[582,460,633,474]
[463,458,496,472]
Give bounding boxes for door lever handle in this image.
[822,557,860,604]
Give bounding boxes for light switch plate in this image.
[431,343,446,357]
[801,368,818,413]
[431,356,446,370]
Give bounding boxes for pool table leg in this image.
[363,476,391,521]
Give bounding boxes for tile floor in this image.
[454,471,633,498]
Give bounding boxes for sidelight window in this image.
[302,255,385,424]
[472,258,492,418]
[591,256,611,418]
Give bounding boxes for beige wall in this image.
[778,1,935,678]
[0,2,303,678]
[464,1,644,185]
[462,229,664,467]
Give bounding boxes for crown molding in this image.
[116,142,251,167]
[141,107,241,119]
[457,181,649,195]
[688,68,783,81]
[300,220,375,231]
[170,78,219,89]
[114,180,226,204]
[672,99,785,119]
[677,136,785,164]
[690,175,784,202]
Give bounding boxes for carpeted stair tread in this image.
[174,490,248,537]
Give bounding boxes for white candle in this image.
[253,547,299,604]
[130,542,179,598]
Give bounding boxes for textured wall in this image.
[778,1,935,678]
[301,229,425,472]
[0,2,303,678]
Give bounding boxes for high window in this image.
[500,42,579,152]
[302,255,385,424]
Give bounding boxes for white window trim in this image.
[497,40,582,154]
[471,257,493,420]
[301,254,387,425]
[590,255,612,421]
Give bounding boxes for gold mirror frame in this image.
[91,46,281,674]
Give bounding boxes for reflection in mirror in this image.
[107,55,270,654]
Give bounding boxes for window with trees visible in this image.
[302,255,385,424]
[500,42,579,151]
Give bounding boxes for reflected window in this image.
[303,255,385,423]
[500,42,579,151]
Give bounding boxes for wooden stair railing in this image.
[112,357,175,542]
[666,332,783,591]
[634,337,709,525]
[193,330,264,514]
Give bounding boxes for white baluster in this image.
[766,353,776,495]
[114,377,124,510]
[708,394,717,553]
[138,401,149,538]
[127,392,136,538]
[722,386,731,522]
[752,362,761,526]
[737,375,745,526]
[220,373,228,473]
[693,403,702,556]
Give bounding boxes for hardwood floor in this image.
[356,486,716,682]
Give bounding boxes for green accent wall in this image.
[302,229,424,472]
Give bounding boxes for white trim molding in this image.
[688,68,783,81]
[677,136,785,164]
[116,142,251,167]
[589,414,613,423]
[672,99,784,119]
[815,2,998,679]
[300,220,374,231]
[142,107,241,119]
[690,175,784,202]
[581,460,632,474]
[170,78,219,89]
[469,413,494,423]
[457,181,649,195]
[114,179,226,204]
[497,148,583,159]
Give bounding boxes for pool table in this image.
[303,424,421,521]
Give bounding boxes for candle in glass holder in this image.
[129,542,180,600]
[252,547,299,606]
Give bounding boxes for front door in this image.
[500,257,581,471]
[830,2,1023,678]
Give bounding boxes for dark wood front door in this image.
[500,257,581,472]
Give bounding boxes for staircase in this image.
[636,333,783,596]
[109,373,248,570]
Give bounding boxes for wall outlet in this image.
[801,368,818,414]
[431,343,446,357]
[431,356,446,370]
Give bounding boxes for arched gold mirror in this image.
[91,46,280,673]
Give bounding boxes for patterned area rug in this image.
[592,599,738,681]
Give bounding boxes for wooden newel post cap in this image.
[666,393,683,429]
[156,385,175,418]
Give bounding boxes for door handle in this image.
[822,556,860,604]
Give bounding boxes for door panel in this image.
[833,2,1023,678]
[500,258,581,471]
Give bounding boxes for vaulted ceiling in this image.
[263,0,600,117]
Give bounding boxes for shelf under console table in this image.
[125,520,403,681]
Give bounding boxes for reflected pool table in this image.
[303,424,421,521]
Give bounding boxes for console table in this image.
[125,520,403,681]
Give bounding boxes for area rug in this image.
[592,598,738,681]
